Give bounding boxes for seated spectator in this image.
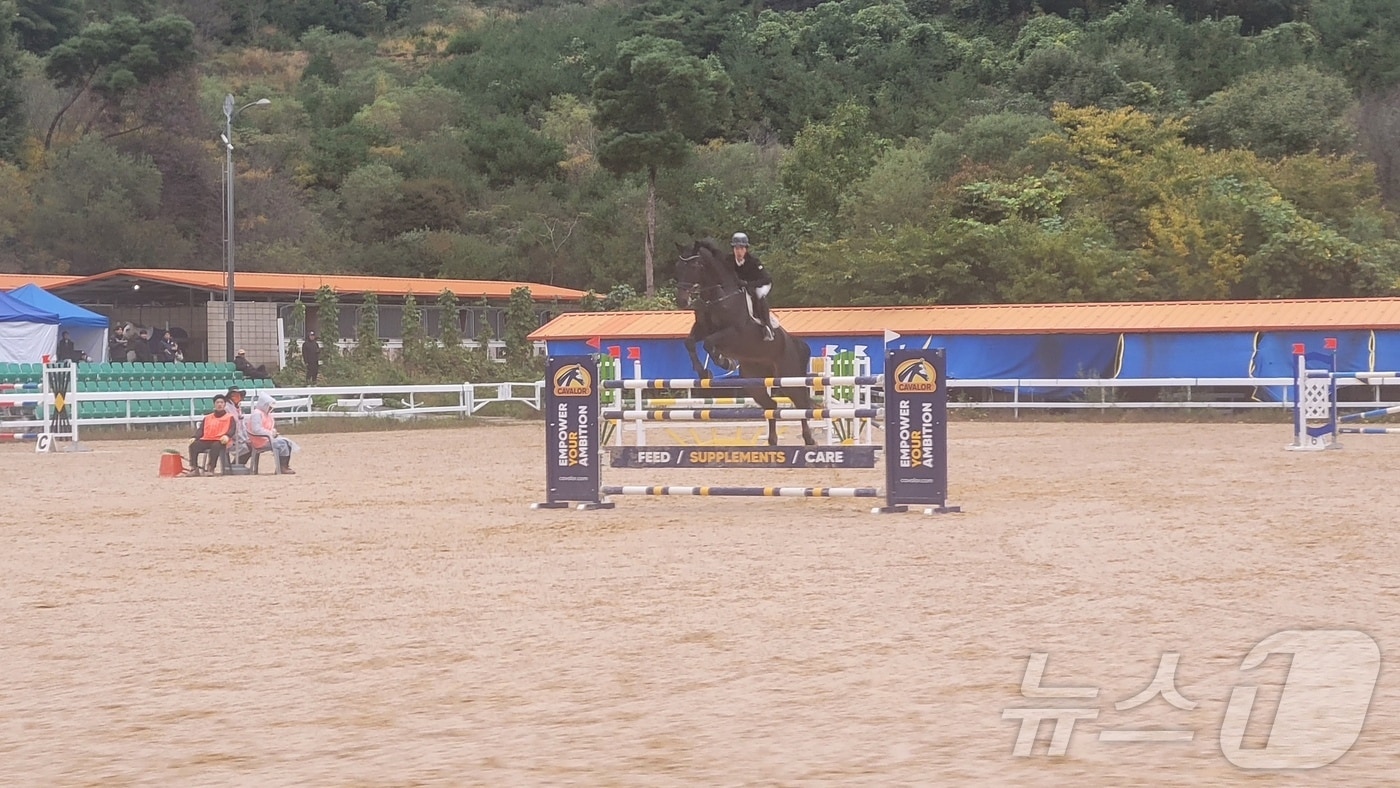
[224,386,250,463]
[249,391,299,474]
[186,395,235,476]
[234,349,272,380]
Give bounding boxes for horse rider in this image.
[730,232,774,341]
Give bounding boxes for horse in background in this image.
[675,238,816,446]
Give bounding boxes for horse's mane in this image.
[694,237,726,257]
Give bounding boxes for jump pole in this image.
[532,347,960,515]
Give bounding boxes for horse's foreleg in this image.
[747,383,780,446]
[784,386,817,446]
[701,327,742,372]
[683,330,709,379]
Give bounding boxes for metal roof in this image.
[529,298,1400,340]
[0,274,83,291]
[40,268,587,304]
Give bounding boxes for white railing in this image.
[5,375,1400,432]
[0,382,544,431]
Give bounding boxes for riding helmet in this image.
[731,232,750,248]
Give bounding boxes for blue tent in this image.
[4,284,109,362]
[0,291,61,364]
[0,290,60,323]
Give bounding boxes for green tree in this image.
[13,0,83,55]
[27,138,191,271]
[437,288,463,351]
[315,285,341,353]
[779,101,890,231]
[1189,66,1356,158]
[592,34,732,294]
[42,14,198,149]
[503,286,537,366]
[354,292,382,361]
[0,0,25,162]
[1313,0,1400,92]
[400,293,425,370]
[463,116,566,188]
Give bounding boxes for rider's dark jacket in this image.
[732,252,772,290]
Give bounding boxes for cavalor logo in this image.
[893,359,937,393]
[553,364,592,397]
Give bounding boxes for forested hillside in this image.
[3,0,1400,306]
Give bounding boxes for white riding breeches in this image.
[755,284,771,299]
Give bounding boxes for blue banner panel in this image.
[882,348,953,511]
[537,355,605,508]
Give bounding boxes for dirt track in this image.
[2,422,1398,785]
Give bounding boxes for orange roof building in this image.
[3,268,586,366]
[530,298,1400,340]
[0,273,81,291]
[530,298,1400,383]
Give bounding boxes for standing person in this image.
[57,331,77,363]
[729,232,775,341]
[158,331,178,363]
[187,395,235,476]
[303,331,320,385]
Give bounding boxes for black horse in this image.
[675,238,816,446]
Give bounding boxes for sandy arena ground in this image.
[2,420,1399,785]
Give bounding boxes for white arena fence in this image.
[3,375,1399,432]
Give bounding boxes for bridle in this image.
[676,250,742,307]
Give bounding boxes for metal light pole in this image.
[222,94,270,363]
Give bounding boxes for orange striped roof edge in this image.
[64,269,588,301]
[0,273,83,290]
[529,298,1400,339]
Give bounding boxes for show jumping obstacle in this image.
[534,347,959,515]
[1288,337,1400,451]
[0,362,81,451]
[600,345,879,447]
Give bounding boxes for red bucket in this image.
[159,451,185,478]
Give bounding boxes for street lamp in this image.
[222,94,271,363]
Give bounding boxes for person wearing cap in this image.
[233,348,272,380]
[728,232,775,341]
[248,391,299,474]
[187,395,235,476]
[303,331,321,385]
[224,386,251,464]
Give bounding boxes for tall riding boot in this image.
[756,303,774,341]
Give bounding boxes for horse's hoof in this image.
[698,369,712,380]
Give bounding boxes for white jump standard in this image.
[1288,336,1400,451]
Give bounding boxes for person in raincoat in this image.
[247,391,300,474]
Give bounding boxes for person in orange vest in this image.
[186,395,235,476]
